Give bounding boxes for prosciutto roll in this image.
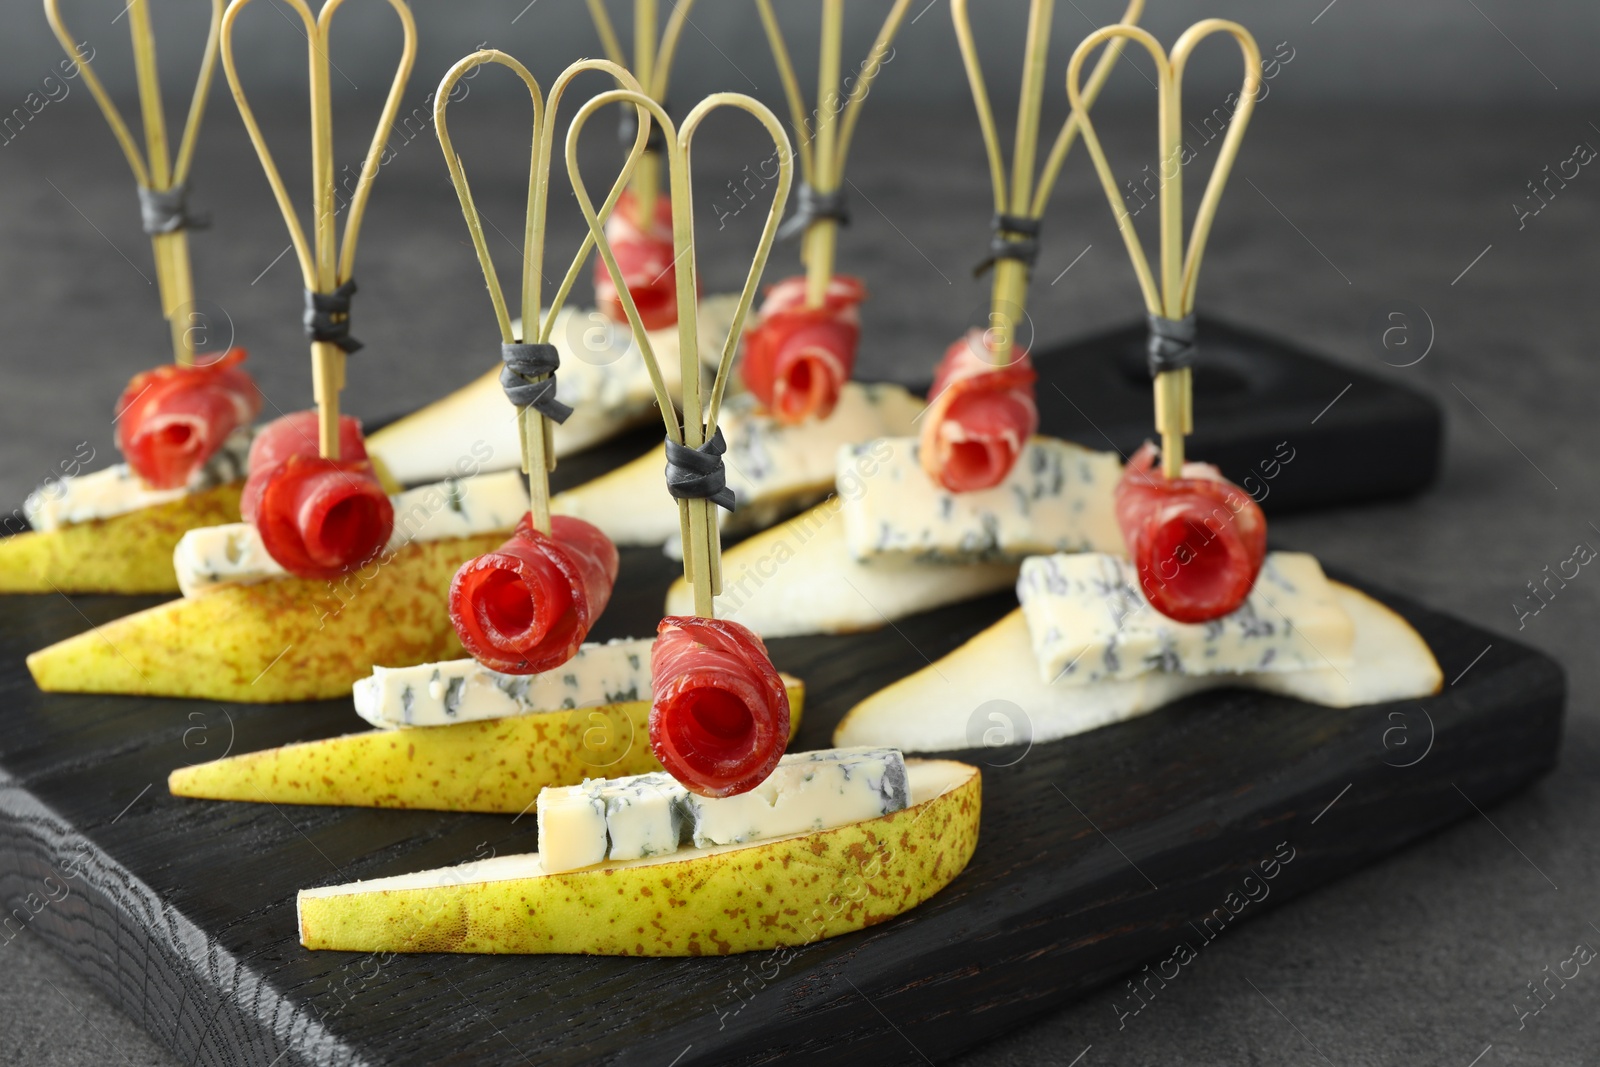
[449,514,619,675]
[114,348,261,489]
[740,274,865,424]
[594,190,681,333]
[242,410,392,580]
[919,330,1039,493]
[1114,441,1268,623]
[649,615,791,798]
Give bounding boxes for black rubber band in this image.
[664,427,736,512]
[303,278,363,354]
[973,213,1042,276]
[777,183,851,242]
[500,342,574,424]
[1146,313,1199,377]
[618,100,670,154]
[137,183,210,235]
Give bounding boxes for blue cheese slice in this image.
[1017,551,1355,686]
[367,296,740,485]
[839,436,1124,563]
[351,637,654,728]
[535,747,910,874]
[553,381,923,547]
[23,428,253,532]
[173,469,529,597]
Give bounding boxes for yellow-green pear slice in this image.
[0,484,242,595]
[169,677,805,811]
[296,757,979,955]
[835,583,1443,752]
[27,533,505,703]
[665,498,1019,638]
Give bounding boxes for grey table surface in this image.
[1,79,1598,1067]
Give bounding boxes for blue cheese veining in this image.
[1017,551,1355,686]
[23,428,253,532]
[838,436,1124,563]
[173,469,530,597]
[535,747,910,874]
[351,637,654,728]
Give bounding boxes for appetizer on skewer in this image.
[171,63,808,808]
[363,0,737,486]
[1,0,255,595]
[841,20,1443,750]
[25,0,523,702]
[668,0,1142,637]
[551,0,924,554]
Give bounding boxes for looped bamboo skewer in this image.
[755,0,912,310]
[220,0,417,460]
[1066,20,1261,477]
[44,0,224,366]
[950,0,1143,365]
[586,0,696,230]
[567,91,793,618]
[434,53,650,535]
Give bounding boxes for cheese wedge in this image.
[665,496,1019,637]
[0,483,243,595]
[367,297,739,485]
[27,532,507,702]
[168,676,805,812]
[296,757,978,955]
[840,436,1123,562]
[553,382,924,546]
[834,583,1443,752]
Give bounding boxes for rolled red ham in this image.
[919,329,1039,493]
[449,514,619,675]
[649,616,790,798]
[1115,441,1268,623]
[114,348,261,489]
[740,274,865,424]
[595,189,681,333]
[242,410,393,580]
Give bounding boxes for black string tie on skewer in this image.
[500,342,574,424]
[137,183,210,235]
[618,99,670,154]
[777,183,851,242]
[304,279,363,354]
[664,427,736,512]
[1146,313,1199,377]
[973,213,1041,277]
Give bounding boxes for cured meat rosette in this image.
[740,274,865,424]
[594,190,681,332]
[114,348,262,489]
[241,411,393,580]
[648,615,792,798]
[449,514,619,674]
[919,330,1039,493]
[1114,442,1267,623]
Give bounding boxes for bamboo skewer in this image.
[43,0,223,366]
[587,0,696,230]
[220,0,417,460]
[950,0,1142,365]
[1066,21,1261,476]
[434,54,650,535]
[568,91,793,618]
[755,0,911,310]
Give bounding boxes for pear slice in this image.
[169,676,805,812]
[665,498,1020,638]
[27,532,506,703]
[834,583,1444,752]
[0,484,242,595]
[296,757,978,955]
[553,382,925,546]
